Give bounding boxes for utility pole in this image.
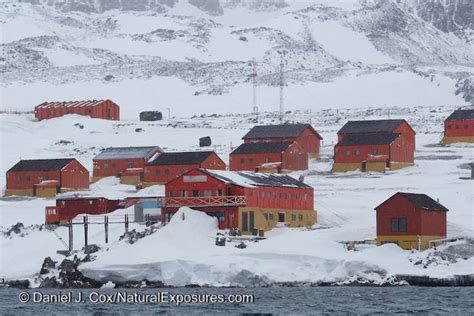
[278,52,285,123]
[251,58,259,122]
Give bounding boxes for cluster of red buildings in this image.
[229,124,322,172]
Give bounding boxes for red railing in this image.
[162,196,246,208]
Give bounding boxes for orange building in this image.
[35,99,120,121]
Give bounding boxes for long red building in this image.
[35,99,120,121]
[333,119,416,172]
[442,109,474,144]
[142,151,226,186]
[163,168,316,232]
[92,146,163,183]
[375,192,448,250]
[229,141,308,172]
[5,158,89,197]
[242,124,323,158]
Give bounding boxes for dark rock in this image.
[235,242,247,249]
[139,111,163,121]
[104,75,114,81]
[74,123,84,129]
[215,236,226,246]
[115,279,165,288]
[40,257,57,275]
[199,136,212,147]
[59,259,76,274]
[83,244,100,254]
[39,277,59,288]
[396,274,474,286]
[6,222,24,236]
[238,36,247,41]
[229,227,241,236]
[6,279,30,289]
[185,284,201,288]
[135,128,144,132]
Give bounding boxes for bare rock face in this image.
[40,257,57,275]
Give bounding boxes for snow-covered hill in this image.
[1,0,473,117]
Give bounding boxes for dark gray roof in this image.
[336,134,400,146]
[146,151,215,166]
[376,192,449,212]
[242,124,322,139]
[231,141,293,155]
[94,146,161,160]
[446,109,474,121]
[202,169,312,189]
[8,158,75,172]
[337,119,406,134]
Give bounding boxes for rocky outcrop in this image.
[38,256,102,288]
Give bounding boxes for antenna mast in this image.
[251,58,258,122]
[279,54,284,123]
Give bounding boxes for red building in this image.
[229,141,308,172]
[143,151,226,186]
[92,146,163,183]
[45,197,121,224]
[35,99,120,121]
[5,158,89,197]
[163,168,316,232]
[333,119,416,172]
[442,109,474,144]
[242,124,323,158]
[375,192,448,250]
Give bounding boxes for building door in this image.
[361,161,367,172]
[106,108,111,119]
[249,211,255,231]
[33,185,37,197]
[278,212,285,222]
[140,172,144,182]
[242,211,248,232]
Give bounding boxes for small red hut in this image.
[5,158,89,197]
[242,124,322,158]
[35,99,120,121]
[143,151,226,186]
[442,109,474,144]
[92,146,163,183]
[375,192,448,250]
[229,141,307,172]
[162,168,316,232]
[333,119,416,172]
[45,197,121,224]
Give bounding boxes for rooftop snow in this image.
[94,146,161,160]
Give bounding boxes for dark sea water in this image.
[1,287,473,315]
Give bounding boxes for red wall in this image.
[243,127,321,155]
[376,194,446,237]
[334,144,389,163]
[444,119,474,137]
[229,152,282,171]
[35,100,120,121]
[143,154,226,184]
[389,134,414,163]
[281,143,308,170]
[61,159,90,189]
[51,198,120,223]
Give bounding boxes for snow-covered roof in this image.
[201,169,311,189]
[94,146,162,160]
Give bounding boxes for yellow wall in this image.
[35,187,57,198]
[238,207,317,234]
[332,163,361,172]
[376,235,445,250]
[308,153,320,159]
[4,188,34,197]
[442,136,474,144]
[120,175,141,186]
[366,162,386,172]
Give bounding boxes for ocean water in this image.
[1,286,473,315]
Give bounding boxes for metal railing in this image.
[162,195,246,208]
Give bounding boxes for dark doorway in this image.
[278,212,285,223]
[242,211,248,231]
[249,211,255,231]
[361,161,367,172]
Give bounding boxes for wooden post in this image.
[125,214,129,233]
[68,220,73,252]
[104,216,109,244]
[84,216,88,248]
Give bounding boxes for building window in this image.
[217,189,222,196]
[248,158,254,163]
[355,149,360,155]
[345,150,351,156]
[180,190,187,197]
[373,149,379,155]
[88,200,93,206]
[112,163,116,169]
[391,218,407,232]
[456,125,460,129]
[165,169,170,175]
[298,214,303,221]
[204,190,212,197]
[155,170,161,175]
[16,176,22,182]
[61,201,65,208]
[291,214,297,221]
[240,158,245,163]
[266,157,272,163]
[447,125,452,129]
[465,125,469,129]
[43,176,49,181]
[169,191,175,197]
[128,162,134,168]
[26,176,31,182]
[103,163,109,169]
[192,190,199,197]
